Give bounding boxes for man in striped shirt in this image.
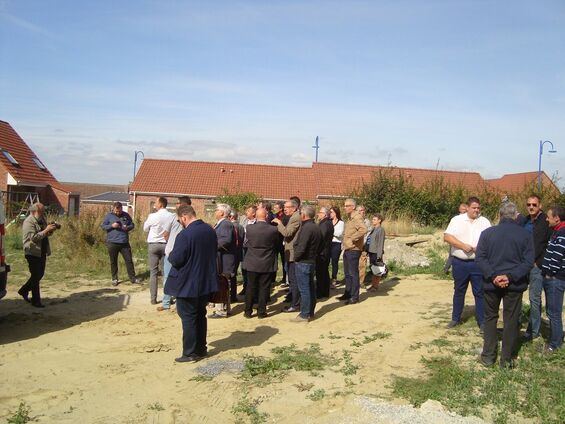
[541,206,565,353]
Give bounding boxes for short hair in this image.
[301,205,316,219]
[29,202,44,213]
[290,196,301,207]
[467,196,480,206]
[345,198,357,207]
[216,203,231,217]
[275,201,284,210]
[158,197,168,207]
[318,207,329,216]
[262,201,272,211]
[178,196,191,205]
[246,205,257,213]
[373,213,384,222]
[177,205,196,218]
[112,201,123,209]
[356,205,366,212]
[499,202,518,220]
[286,200,298,209]
[548,206,565,221]
[229,211,238,219]
[527,194,541,203]
[330,206,342,221]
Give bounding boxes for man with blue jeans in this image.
[338,199,367,305]
[519,195,552,341]
[292,205,321,322]
[541,206,565,353]
[444,197,491,331]
[158,196,192,312]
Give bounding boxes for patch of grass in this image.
[391,346,565,424]
[363,332,391,344]
[189,375,214,382]
[388,244,448,279]
[231,397,269,424]
[327,332,343,340]
[409,342,424,351]
[242,344,337,386]
[429,338,452,349]
[306,389,326,401]
[7,402,32,424]
[340,350,359,376]
[147,402,165,411]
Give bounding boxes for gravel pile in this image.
[354,397,487,424]
[194,359,245,377]
[384,239,431,268]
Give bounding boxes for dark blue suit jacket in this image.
[476,219,534,292]
[215,218,236,276]
[165,220,218,298]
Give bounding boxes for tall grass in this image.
[6,210,149,280]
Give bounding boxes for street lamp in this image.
[538,140,557,192]
[133,150,144,181]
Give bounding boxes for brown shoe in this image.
[156,306,170,312]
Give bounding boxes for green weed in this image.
[7,402,32,424]
[306,389,326,401]
[231,397,268,424]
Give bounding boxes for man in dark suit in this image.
[475,202,534,368]
[165,205,218,363]
[211,203,236,318]
[242,208,279,318]
[316,207,334,298]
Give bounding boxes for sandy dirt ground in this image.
[1,274,489,423]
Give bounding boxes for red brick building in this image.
[0,120,79,217]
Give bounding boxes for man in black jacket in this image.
[316,207,334,299]
[476,202,534,368]
[519,195,553,341]
[242,208,279,318]
[292,205,322,322]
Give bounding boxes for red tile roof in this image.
[130,159,493,200]
[486,171,558,194]
[0,120,72,193]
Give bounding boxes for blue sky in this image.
[1,0,564,186]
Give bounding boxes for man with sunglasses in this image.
[519,195,553,341]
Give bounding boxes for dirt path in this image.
[1,274,486,423]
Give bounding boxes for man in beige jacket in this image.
[338,199,367,304]
[272,198,301,312]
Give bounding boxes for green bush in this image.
[353,168,563,227]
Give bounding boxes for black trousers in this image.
[176,295,209,357]
[245,271,272,316]
[481,289,522,364]
[20,255,46,305]
[230,260,240,301]
[106,242,136,281]
[316,256,330,298]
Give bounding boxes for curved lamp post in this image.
[538,141,556,192]
[133,150,145,181]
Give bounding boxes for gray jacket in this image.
[23,214,51,257]
[368,226,385,258]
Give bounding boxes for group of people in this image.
[443,195,565,368]
[99,196,386,362]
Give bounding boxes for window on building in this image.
[32,157,47,170]
[2,150,19,166]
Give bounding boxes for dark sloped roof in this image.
[83,191,130,202]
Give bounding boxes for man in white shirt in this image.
[143,197,175,305]
[157,196,192,312]
[444,196,491,331]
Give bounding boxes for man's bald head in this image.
[256,207,267,221]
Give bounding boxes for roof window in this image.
[32,157,47,170]
[2,150,19,166]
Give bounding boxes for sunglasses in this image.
[527,203,538,207]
